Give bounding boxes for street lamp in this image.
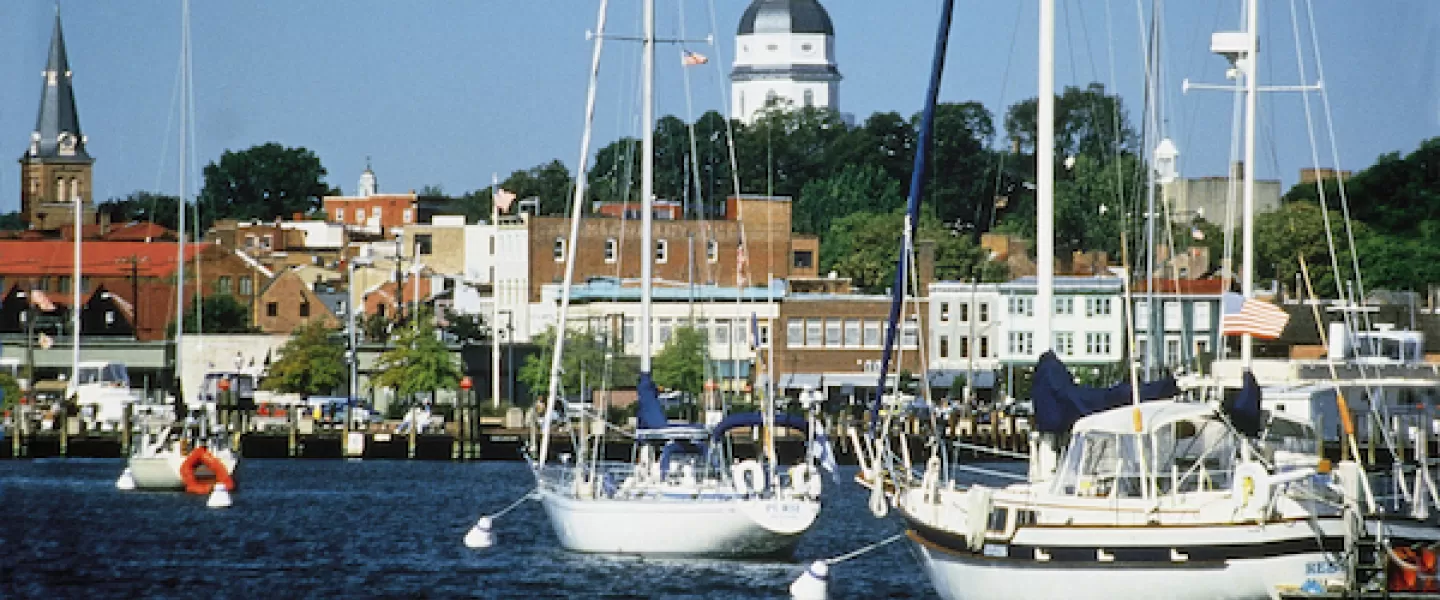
[347,256,374,419]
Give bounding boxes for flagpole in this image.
[491,172,502,410]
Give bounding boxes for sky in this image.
[0,1,1435,215]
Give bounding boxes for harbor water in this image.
[0,460,1018,599]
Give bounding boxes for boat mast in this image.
[176,0,191,402]
[639,0,655,379]
[1035,0,1055,361]
[1239,0,1259,367]
[536,0,611,470]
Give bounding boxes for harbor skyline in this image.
[0,1,1434,214]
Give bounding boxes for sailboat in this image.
[119,0,237,501]
[528,0,821,556]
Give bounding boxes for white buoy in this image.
[207,482,233,509]
[464,516,494,549]
[116,468,137,491]
[790,561,829,600]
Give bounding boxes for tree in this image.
[262,320,346,396]
[173,293,255,335]
[99,191,184,231]
[653,326,707,396]
[794,163,903,237]
[441,310,487,344]
[1254,202,1371,298]
[827,209,1006,293]
[0,212,26,231]
[1003,83,1137,159]
[0,372,20,409]
[372,308,460,405]
[360,312,391,343]
[500,160,573,216]
[517,327,637,403]
[199,143,335,228]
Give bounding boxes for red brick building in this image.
[322,193,417,237]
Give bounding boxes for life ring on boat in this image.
[789,463,822,498]
[732,460,767,496]
[1232,461,1271,517]
[180,446,236,495]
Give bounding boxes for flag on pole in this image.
[493,188,517,213]
[1220,292,1290,339]
[681,50,709,66]
[736,241,748,287]
[28,290,55,311]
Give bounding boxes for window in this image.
[266,302,278,317]
[735,319,748,345]
[1008,331,1034,356]
[1135,301,1150,331]
[217,276,232,295]
[939,302,950,322]
[58,276,70,293]
[416,234,433,255]
[1195,338,1211,357]
[844,319,861,347]
[788,319,804,348]
[1194,302,1212,328]
[262,235,274,250]
[554,237,566,262]
[1086,297,1113,317]
[902,318,919,348]
[604,238,617,263]
[978,303,990,323]
[864,321,881,347]
[1055,332,1075,356]
[1008,296,1034,316]
[300,303,311,318]
[335,208,345,222]
[1164,301,1181,329]
[803,89,815,107]
[624,317,636,344]
[825,318,842,347]
[714,320,730,344]
[1055,297,1074,316]
[979,337,990,358]
[658,319,673,344]
[805,318,823,347]
[105,310,115,325]
[355,208,366,224]
[1086,332,1112,355]
[239,277,253,296]
[656,239,668,263]
[793,250,814,270]
[403,209,414,224]
[1165,339,1182,365]
[758,323,770,347]
[959,335,970,358]
[939,335,950,359]
[707,239,718,263]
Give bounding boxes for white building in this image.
[731,0,842,124]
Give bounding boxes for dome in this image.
[737,0,834,36]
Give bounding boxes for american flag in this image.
[1220,292,1290,339]
[736,241,748,287]
[681,50,709,66]
[492,188,517,213]
[28,289,55,311]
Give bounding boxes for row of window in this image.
[785,318,920,349]
[214,276,255,296]
[997,331,1113,357]
[264,301,311,318]
[332,207,414,225]
[618,317,771,348]
[937,297,1114,322]
[558,237,723,265]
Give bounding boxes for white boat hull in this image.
[538,489,820,556]
[127,448,238,491]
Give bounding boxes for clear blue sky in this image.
[0,1,1435,214]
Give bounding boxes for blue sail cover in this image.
[1227,370,1264,437]
[1032,351,1180,433]
[636,372,667,430]
[709,412,809,441]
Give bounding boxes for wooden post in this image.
[288,406,298,458]
[121,402,132,457]
[58,404,69,457]
[11,403,21,458]
[1367,413,1377,465]
[408,405,417,459]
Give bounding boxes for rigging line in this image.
[675,0,715,291]
[1286,0,1347,312]
[1303,0,1368,325]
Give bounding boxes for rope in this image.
[488,488,539,520]
[824,533,905,565]
[955,463,1028,481]
[951,440,1030,461]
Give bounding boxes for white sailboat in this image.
[878,2,1440,599]
[120,0,237,500]
[529,0,821,556]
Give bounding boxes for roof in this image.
[1071,400,1218,435]
[738,0,834,36]
[26,13,90,162]
[0,240,211,278]
[561,277,788,302]
[999,276,1124,293]
[103,222,174,242]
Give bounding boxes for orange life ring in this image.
[179,446,236,495]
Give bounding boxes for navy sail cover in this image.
[1226,370,1263,437]
[1032,351,1180,433]
[636,372,667,430]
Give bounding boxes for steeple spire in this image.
[29,10,90,161]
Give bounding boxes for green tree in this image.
[360,312,391,343]
[262,320,346,396]
[99,191,184,231]
[0,372,20,409]
[199,143,335,227]
[0,212,23,231]
[794,163,904,237]
[653,326,707,396]
[500,160,573,216]
[372,308,460,405]
[827,209,1006,293]
[442,310,487,344]
[517,327,637,403]
[173,293,255,335]
[1254,202,1370,298]
[1003,83,1138,159]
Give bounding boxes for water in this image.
[0,459,1020,599]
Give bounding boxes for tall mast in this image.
[1036,0,1055,357]
[1239,0,1259,366]
[639,0,655,375]
[176,0,191,395]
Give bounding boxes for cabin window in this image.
[986,507,1010,533]
[1053,431,1154,499]
[1153,419,1238,494]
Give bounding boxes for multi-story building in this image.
[322,166,418,238]
[772,292,927,403]
[1133,279,1225,372]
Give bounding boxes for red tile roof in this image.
[103,222,175,242]
[0,240,210,278]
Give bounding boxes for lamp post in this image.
[347,256,373,423]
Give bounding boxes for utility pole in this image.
[118,254,147,338]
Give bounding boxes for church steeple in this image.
[19,9,99,232]
[29,10,90,161]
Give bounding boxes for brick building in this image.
[18,14,104,232]
[323,193,417,237]
[771,293,929,400]
[254,268,341,334]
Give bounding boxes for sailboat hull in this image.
[538,489,819,557]
[128,448,238,491]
